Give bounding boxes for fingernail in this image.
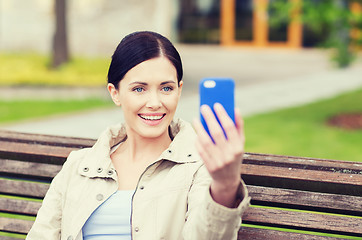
[200,104,209,112]
[214,102,222,110]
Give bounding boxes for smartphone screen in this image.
[199,78,235,139]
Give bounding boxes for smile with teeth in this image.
[139,114,165,121]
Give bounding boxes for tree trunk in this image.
[52,0,69,68]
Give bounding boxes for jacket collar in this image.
[159,119,201,164]
[78,119,201,178]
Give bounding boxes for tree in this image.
[269,0,362,68]
[52,0,69,68]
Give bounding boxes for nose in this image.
[146,91,162,109]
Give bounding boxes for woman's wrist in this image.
[210,178,242,208]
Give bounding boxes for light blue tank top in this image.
[82,190,134,240]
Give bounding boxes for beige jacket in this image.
[26,119,250,240]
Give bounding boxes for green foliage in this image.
[0,53,110,86]
[269,0,362,67]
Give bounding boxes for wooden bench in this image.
[0,130,361,240]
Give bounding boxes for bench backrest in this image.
[0,130,361,239]
[239,153,362,239]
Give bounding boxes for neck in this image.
[120,128,172,164]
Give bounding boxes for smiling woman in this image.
[26,31,251,240]
[108,57,182,140]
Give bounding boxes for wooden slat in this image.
[248,185,362,215]
[0,129,360,171]
[0,198,41,216]
[0,179,49,198]
[242,164,362,186]
[244,153,362,171]
[0,141,74,162]
[238,227,343,240]
[243,207,362,236]
[0,130,95,148]
[0,159,61,178]
[0,217,33,235]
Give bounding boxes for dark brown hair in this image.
[107,31,183,89]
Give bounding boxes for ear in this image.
[107,83,121,106]
[177,80,183,99]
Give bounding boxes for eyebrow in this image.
[129,81,147,86]
[160,81,177,85]
[129,80,177,86]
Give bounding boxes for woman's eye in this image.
[133,87,144,92]
[162,86,173,92]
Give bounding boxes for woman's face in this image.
[108,57,183,140]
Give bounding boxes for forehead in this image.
[121,57,177,84]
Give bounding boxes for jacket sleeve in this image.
[182,164,251,240]
[26,150,84,240]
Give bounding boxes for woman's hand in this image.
[193,103,245,208]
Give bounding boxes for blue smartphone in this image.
[199,78,235,139]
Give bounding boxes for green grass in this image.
[0,98,113,124]
[0,53,110,86]
[244,88,362,162]
[0,231,26,239]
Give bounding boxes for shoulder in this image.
[67,147,90,162]
[61,147,91,171]
[170,118,198,145]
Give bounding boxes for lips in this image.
[138,114,165,121]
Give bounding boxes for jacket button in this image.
[97,167,103,173]
[96,194,104,201]
[167,150,172,153]
[139,186,144,190]
[187,154,192,157]
[67,236,73,240]
[135,227,139,232]
[107,170,114,175]
[83,167,89,172]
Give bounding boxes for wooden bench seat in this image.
[0,130,361,239]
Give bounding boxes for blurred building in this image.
[181,0,362,48]
[0,0,361,55]
[0,0,179,56]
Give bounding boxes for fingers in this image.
[213,103,238,142]
[193,117,213,150]
[234,108,245,144]
[193,104,245,187]
[193,118,224,170]
[200,105,227,145]
[214,104,244,159]
[195,103,245,148]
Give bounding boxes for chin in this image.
[139,121,172,139]
[126,114,174,139]
[139,128,169,139]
